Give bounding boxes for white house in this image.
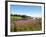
[33,17,36,19]
[33,17,40,19]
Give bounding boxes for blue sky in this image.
[10,5,42,17]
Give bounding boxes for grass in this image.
[10,15,42,32]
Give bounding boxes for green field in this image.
[10,15,42,32]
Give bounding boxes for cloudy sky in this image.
[10,5,42,17]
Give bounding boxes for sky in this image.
[10,5,42,17]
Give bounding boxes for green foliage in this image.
[11,14,32,19]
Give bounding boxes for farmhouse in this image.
[33,17,40,19]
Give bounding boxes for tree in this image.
[21,15,27,18]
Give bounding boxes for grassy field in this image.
[10,15,42,32]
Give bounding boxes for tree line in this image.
[11,14,32,19]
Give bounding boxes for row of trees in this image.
[11,14,32,19]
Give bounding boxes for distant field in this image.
[10,15,42,32]
[11,16,22,21]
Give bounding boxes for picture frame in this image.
[5,1,45,36]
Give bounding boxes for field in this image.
[10,14,42,32]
